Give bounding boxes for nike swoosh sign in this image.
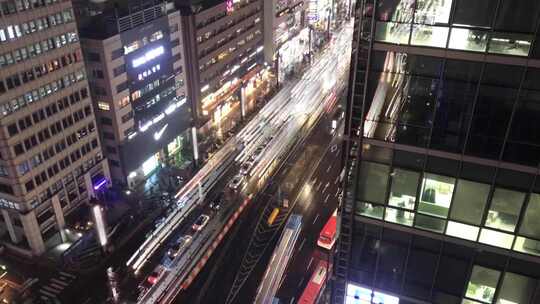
[153,123,168,141]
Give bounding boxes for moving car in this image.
[229,175,245,190]
[167,235,192,259]
[210,199,222,211]
[239,160,254,176]
[250,146,265,160]
[146,266,165,285]
[192,214,210,231]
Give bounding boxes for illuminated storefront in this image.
[346,284,400,304]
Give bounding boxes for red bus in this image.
[317,209,337,250]
[298,260,328,304]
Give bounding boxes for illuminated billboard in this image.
[132,45,165,68]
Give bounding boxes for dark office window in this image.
[100,117,113,126]
[113,64,125,77]
[404,248,438,300]
[431,60,481,153]
[466,64,524,159]
[452,0,496,27]
[116,81,128,94]
[503,68,540,166]
[25,180,35,192]
[14,143,24,156]
[374,240,407,292]
[435,255,469,297]
[495,0,540,33]
[0,183,14,195]
[7,123,18,136]
[111,48,123,60]
[86,52,101,62]
[103,132,115,140]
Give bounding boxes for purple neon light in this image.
[93,178,107,190]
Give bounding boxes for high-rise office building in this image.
[0,0,110,256]
[179,0,271,142]
[75,0,191,187]
[335,1,540,304]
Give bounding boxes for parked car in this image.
[192,214,210,231]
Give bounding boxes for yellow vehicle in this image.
[267,208,280,226]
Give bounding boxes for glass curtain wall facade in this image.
[335,0,540,303]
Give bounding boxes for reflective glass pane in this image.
[513,236,540,257]
[495,0,540,33]
[519,193,540,239]
[488,32,532,57]
[413,0,452,24]
[448,28,488,52]
[375,21,411,44]
[453,0,496,27]
[357,161,390,204]
[466,80,519,159]
[388,168,419,210]
[485,188,525,232]
[450,180,490,225]
[466,266,501,303]
[385,207,414,226]
[357,202,385,219]
[411,25,448,48]
[504,68,540,165]
[415,213,445,233]
[418,173,455,218]
[479,228,515,249]
[496,272,536,304]
[446,221,479,241]
[377,0,414,23]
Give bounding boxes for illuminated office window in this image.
[450,180,489,225]
[418,173,455,218]
[411,25,448,48]
[357,161,390,204]
[448,28,488,52]
[519,193,540,239]
[465,266,500,303]
[385,207,414,226]
[484,188,524,233]
[496,272,536,304]
[388,168,419,210]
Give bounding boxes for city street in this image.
[51,20,353,304]
[173,91,344,304]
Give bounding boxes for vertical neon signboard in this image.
[226,0,234,13]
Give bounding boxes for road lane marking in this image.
[322,182,330,193]
[313,214,319,224]
[334,175,340,184]
[297,277,305,288]
[324,194,330,204]
[335,188,340,197]
[307,257,314,270]
[316,181,323,191]
[298,237,306,251]
[289,297,295,304]
[326,165,332,173]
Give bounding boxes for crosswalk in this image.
[37,271,76,303]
